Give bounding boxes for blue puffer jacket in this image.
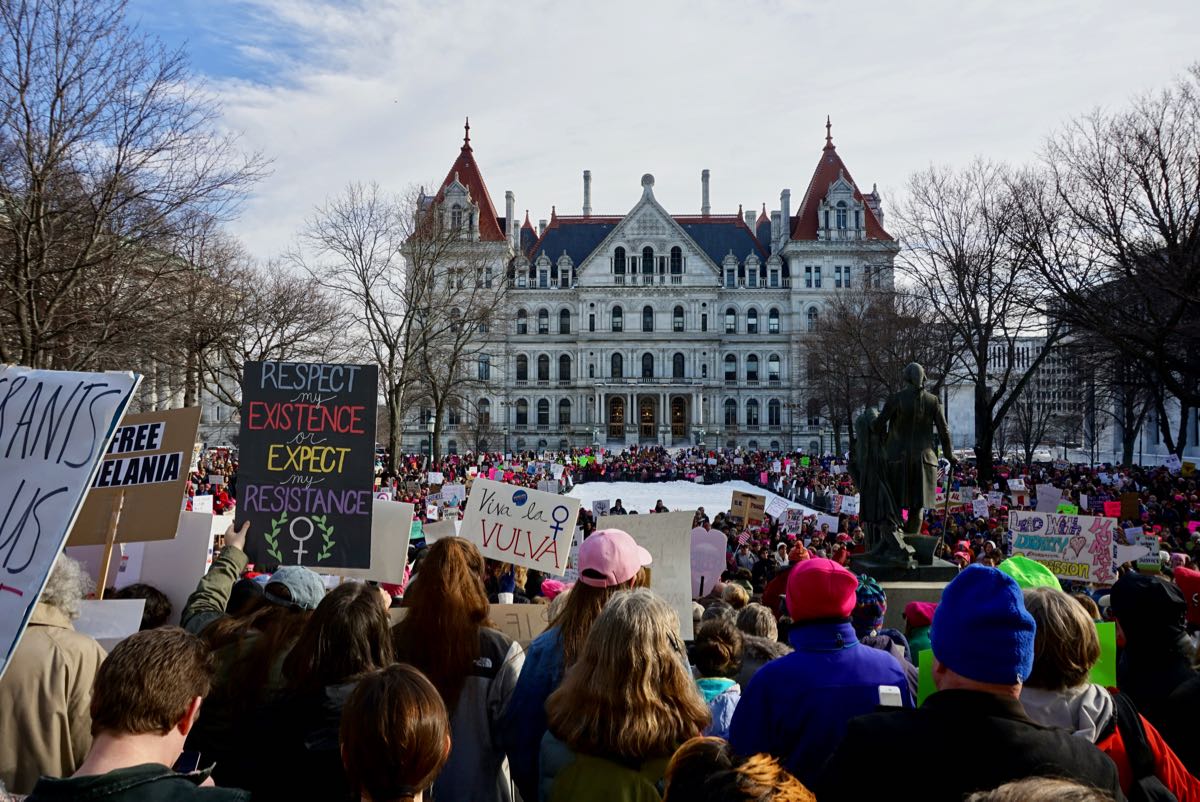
[728,621,913,787]
[501,626,566,802]
[697,678,741,740]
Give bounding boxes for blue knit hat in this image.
[852,574,887,638]
[930,565,1036,685]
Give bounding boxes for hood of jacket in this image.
[1019,683,1114,743]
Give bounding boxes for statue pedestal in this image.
[850,554,959,583]
[878,580,952,631]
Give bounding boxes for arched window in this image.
[558,399,571,425]
[807,307,819,332]
[612,305,623,332]
[611,353,624,378]
[642,246,654,275]
[673,305,684,332]
[559,309,571,334]
[807,398,821,427]
[768,399,781,427]
[724,354,737,383]
[537,399,550,426]
[768,307,780,334]
[641,352,654,378]
[725,307,737,334]
[747,308,759,334]
[724,399,738,426]
[516,309,528,335]
[537,354,550,382]
[614,247,626,274]
[746,399,760,427]
[516,355,528,381]
[642,305,654,332]
[537,308,549,335]
[672,352,685,379]
[746,354,760,382]
[836,201,848,229]
[478,398,491,426]
[516,399,529,426]
[768,354,781,383]
[670,246,683,274]
[450,204,464,228]
[559,354,571,382]
[447,439,458,455]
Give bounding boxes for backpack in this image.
[1110,691,1178,802]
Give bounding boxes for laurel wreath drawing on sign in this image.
[313,514,336,562]
[265,512,287,563]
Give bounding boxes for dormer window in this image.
[450,204,464,229]
[725,266,736,288]
[836,201,847,230]
[614,247,626,274]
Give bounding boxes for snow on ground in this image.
[566,479,820,517]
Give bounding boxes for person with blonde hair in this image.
[393,538,523,802]
[662,737,815,802]
[1020,586,1200,800]
[539,588,710,801]
[965,777,1115,802]
[502,529,651,802]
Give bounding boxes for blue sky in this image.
[126,0,1200,261]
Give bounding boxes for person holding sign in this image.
[392,539,524,802]
[501,528,652,802]
[1019,587,1200,801]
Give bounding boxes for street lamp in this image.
[426,415,435,464]
[503,425,510,456]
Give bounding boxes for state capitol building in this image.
[421,120,897,455]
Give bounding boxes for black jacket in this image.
[816,689,1125,802]
[28,763,249,802]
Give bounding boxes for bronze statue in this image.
[872,362,955,537]
[848,407,907,559]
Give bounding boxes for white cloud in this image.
[202,0,1200,259]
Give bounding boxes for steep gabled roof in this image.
[527,214,622,266]
[520,211,538,256]
[790,119,892,242]
[435,119,506,242]
[756,203,773,253]
[674,214,768,265]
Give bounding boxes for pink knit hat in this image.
[577,529,653,588]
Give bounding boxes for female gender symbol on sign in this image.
[550,504,571,538]
[290,516,316,562]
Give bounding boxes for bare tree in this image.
[894,160,1062,483]
[1008,386,1057,467]
[0,0,264,369]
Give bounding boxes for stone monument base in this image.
[850,554,959,584]
[878,580,951,631]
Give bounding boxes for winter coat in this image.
[859,632,919,699]
[0,603,106,795]
[697,678,740,739]
[501,626,566,802]
[538,732,669,802]
[734,635,791,689]
[728,621,913,787]
[27,764,249,802]
[816,689,1124,802]
[1021,683,1200,801]
[180,545,248,636]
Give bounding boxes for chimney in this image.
[780,189,791,244]
[539,219,548,237]
[770,211,782,246]
[505,190,515,249]
[583,170,592,217]
[701,169,711,217]
[743,210,755,228]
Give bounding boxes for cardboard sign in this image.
[488,603,551,647]
[764,495,789,521]
[729,491,766,527]
[1008,510,1118,583]
[459,478,580,574]
[0,367,138,678]
[558,527,584,583]
[69,407,201,546]
[1007,478,1026,492]
[972,498,989,519]
[988,491,1005,508]
[591,499,611,518]
[1120,492,1141,522]
[74,599,146,652]
[323,500,415,584]
[599,511,694,639]
[237,361,379,569]
[1035,484,1063,513]
[691,526,727,598]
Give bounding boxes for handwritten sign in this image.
[69,407,201,546]
[599,511,694,639]
[840,494,861,516]
[972,498,989,519]
[729,491,766,527]
[192,494,213,514]
[783,509,806,535]
[1035,484,1062,513]
[1008,510,1118,584]
[459,478,580,574]
[591,499,611,518]
[237,361,378,569]
[0,366,138,679]
[764,495,789,521]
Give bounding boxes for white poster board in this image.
[1008,510,1119,584]
[442,483,466,504]
[459,479,580,574]
[74,599,146,652]
[191,494,213,514]
[591,499,611,518]
[816,514,840,534]
[972,498,989,519]
[1035,484,1063,513]
[0,367,138,679]
[764,495,789,521]
[840,495,861,516]
[599,511,695,639]
[323,500,415,584]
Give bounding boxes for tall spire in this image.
[824,115,834,150]
[463,116,471,149]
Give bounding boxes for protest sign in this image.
[550,463,565,479]
[426,503,439,521]
[840,495,861,516]
[783,509,805,535]
[1007,477,1026,491]
[237,361,378,569]
[427,471,444,486]
[558,527,584,583]
[918,649,936,706]
[598,511,694,639]
[1165,454,1182,474]
[706,457,717,466]
[729,491,766,527]
[1035,484,1063,513]
[691,526,727,598]
[209,474,225,485]
[763,495,789,522]
[1008,510,1118,583]
[1056,503,1079,515]
[972,498,989,520]
[771,460,781,473]
[324,500,415,584]
[988,491,1005,508]
[1103,500,1122,518]
[1120,492,1141,522]
[74,599,146,652]
[1183,461,1196,478]
[1091,622,1117,686]
[816,514,840,534]
[1079,493,1089,511]
[830,494,843,514]
[423,518,457,543]
[537,479,558,495]
[442,483,466,505]
[0,367,138,678]
[591,499,611,517]
[192,494,213,514]
[489,604,551,646]
[459,478,580,574]
[69,407,201,546]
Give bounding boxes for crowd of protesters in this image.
[8,444,1196,799]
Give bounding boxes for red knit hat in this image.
[904,600,938,628]
[786,557,858,620]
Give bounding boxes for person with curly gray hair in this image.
[0,554,106,794]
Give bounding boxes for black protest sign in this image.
[237,361,378,569]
